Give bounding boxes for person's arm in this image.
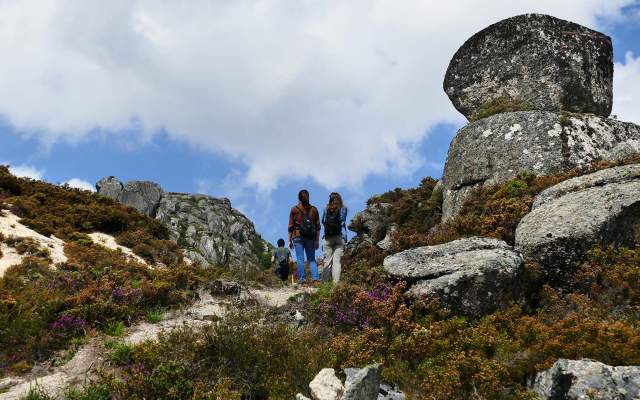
[288,207,295,249]
[314,207,321,248]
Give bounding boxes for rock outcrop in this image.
[531,359,640,400]
[441,111,640,219]
[383,237,524,318]
[444,14,613,120]
[96,177,163,217]
[96,177,269,270]
[515,164,640,282]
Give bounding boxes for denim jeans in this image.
[293,237,318,282]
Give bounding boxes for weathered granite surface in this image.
[444,13,613,120]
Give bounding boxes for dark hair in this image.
[327,192,344,211]
[298,189,309,202]
[277,238,285,247]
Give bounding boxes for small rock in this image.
[383,237,524,317]
[531,359,640,400]
[348,202,393,242]
[376,225,397,252]
[208,279,243,296]
[342,364,383,400]
[296,394,312,400]
[309,368,343,400]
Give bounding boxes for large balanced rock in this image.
[96,177,163,217]
[441,111,640,220]
[531,359,640,400]
[444,14,613,120]
[156,193,267,270]
[96,177,269,270]
[383,237,524,317]
[515,164,640,283]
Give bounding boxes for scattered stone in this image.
[296,394,312,400]
[208,279,243,296]
[531,359,640,400]
[515,164,640,283]
[441,111,640,220]
[342,364,383,400]
[383,237,524,317]
[309,368,344,400]
[444,13,613,120]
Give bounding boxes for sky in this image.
[1,1,640,247]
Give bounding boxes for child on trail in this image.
[272,238,291,282]
[322,192,348,283]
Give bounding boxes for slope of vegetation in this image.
[3,155,640,399]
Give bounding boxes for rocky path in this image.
[0,284,315,400]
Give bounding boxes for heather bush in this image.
[95,308,334,399]
[0,166,182,264]
[4,236,51,259]
[0,242,216,375]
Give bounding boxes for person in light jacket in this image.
[321,192,348,283]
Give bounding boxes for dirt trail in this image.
[0,285,315,400]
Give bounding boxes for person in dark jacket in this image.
[288,189,320,284]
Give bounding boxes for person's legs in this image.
[293,238,307,283]
[322,238,334,282]
[332,237,344,283]
[303,238,319,281]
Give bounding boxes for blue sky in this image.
[1,2,639,247]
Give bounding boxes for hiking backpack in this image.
[324,207,342,237]
[276,249,289,271]
[298,206,317,239]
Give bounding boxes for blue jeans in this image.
[293,237,318,282]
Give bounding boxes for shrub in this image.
[146,309,163,324]
[0,241,215,374]
[4,236,51,259]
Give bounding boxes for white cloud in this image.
[0,1,636,190]
[2,163,45,180]
[614,51,640,123]
[65,178,96,192]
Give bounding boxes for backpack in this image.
[275,248,290,271]
[324,207,342,237]
[297,206,316,239]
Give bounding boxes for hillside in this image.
[1,12,640,400]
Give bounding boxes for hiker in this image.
[288,189,321,284]
[271,238,292,282]
[322,192,348,283]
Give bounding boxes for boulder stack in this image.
[441,14,640,220]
